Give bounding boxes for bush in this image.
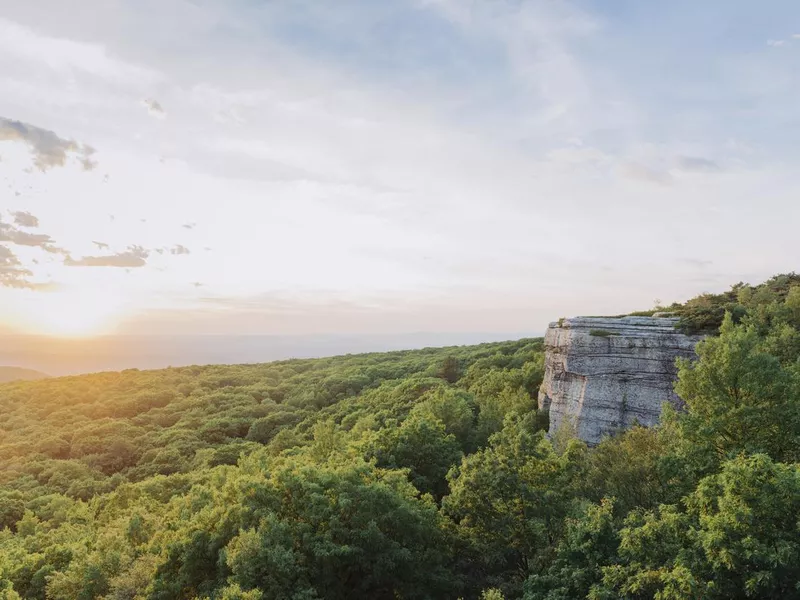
[589,329,616,337]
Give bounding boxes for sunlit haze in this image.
[2,1,800,352]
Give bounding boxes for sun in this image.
[12,288,128,338]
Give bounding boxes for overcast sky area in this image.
[1,0,800,342]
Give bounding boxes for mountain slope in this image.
[0,366,48,383]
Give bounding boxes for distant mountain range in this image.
[0,332,538,377]
[0,366,49,383]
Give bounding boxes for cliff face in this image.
[538,316,703,446]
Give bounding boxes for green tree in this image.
[246,411,303,445]
[675,313,800,464]
[0,496,24,532]
[444,415,587,595]
[411,387,476,451]
[362,414,463,499]
[226,462,458,600]
[437,356,461,384]
[524,499,619,600]
[595,455,800,600]
[585,426,678,514]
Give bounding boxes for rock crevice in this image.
[538,316,703,445]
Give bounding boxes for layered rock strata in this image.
[538,316,703,446]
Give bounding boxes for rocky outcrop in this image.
[538,316,703,446]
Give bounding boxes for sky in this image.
[1,0,800,340]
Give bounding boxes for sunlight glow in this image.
[11,288,128,337]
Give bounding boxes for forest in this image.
[1,274,799,599]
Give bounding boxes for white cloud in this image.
[142,98,166,119]
[64,246,149,268]
[0,17,161,85]
[11,211,39,228]
[767,39,787,47]
[0,218,64,253]
[675,156,722,173]
[546,144,610,166]
[418,0,637,144]
[0,244,35,289]
[617,162,673,185]
[0,116,96,171]
[1,1,800,335]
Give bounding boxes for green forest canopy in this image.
[1,273,799,599]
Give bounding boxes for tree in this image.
[411,387,476,451]
[225,462,459,600]
[246,411,303,445]
[584,426,677,514]
[443,415,587,596]
[595,455,800,600]
[0,496,24,532]
[361,414,463,499]
[524,499,619,600]
[437,356,461,384]
[675,313,800,464]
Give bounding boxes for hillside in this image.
[0,367,48,383]
[0,339,544,496]
[1,275,799,599]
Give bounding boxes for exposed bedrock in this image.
[537,316,703,446]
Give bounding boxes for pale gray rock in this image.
[538,316,703,446]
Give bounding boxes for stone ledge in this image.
[539,316,703,445]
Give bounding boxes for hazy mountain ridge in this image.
[0,331,536,376]
[0,366,48,382]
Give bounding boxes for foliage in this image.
[588,330,615,338]
[670,273,800,334]
[593,455,800,599]
[0,339,544,599]
[443,414,587,596]
[2,274,800,599]
[523,499,619,600]
[675,314,800,465]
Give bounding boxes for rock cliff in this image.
[537,316,703,446]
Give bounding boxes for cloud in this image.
[618,162,672,185]
[0,117,97,171]
[0,244,52,290]
[170,244,191,255]
[2,1,799,331]
[677,258,713,269]
[0,219,63,253]
[64,246,149,268]
[142,98,166,119]
[182,222,196,229]
[767,39,787,47]
[546,145,610,166]
[0,17,162,85]
[419,0,621,143]
[675,156,722,173]
[0,244,31,288]
[213,108,245,125]
[11,211,39,228]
